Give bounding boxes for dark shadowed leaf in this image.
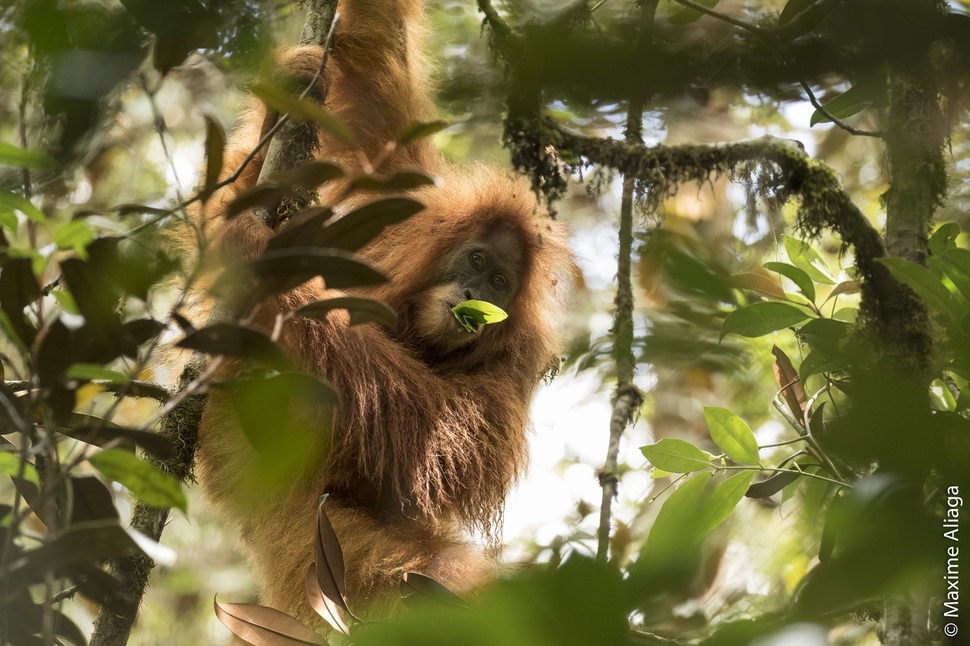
[266,208,336,251]
[669,0,718,24]
[251,81,355,146]
[274,161,345,189]
[0,141,56,170]
[201,114,226,203]
[640,438,712,473]
[116,204,170,217]
[177,323,288,369]
[799,350,848,381]
[704,407,760,465]
[746,470,802,498]
[0,381,28,435]
[0,520,173,588]
[306,564,351,635]
[226,184,287,219]
[0,257,41,345]
[351,171,437,192]
[797,318,851,356]
[764,261,816,302]
[58,414,174,460]
[398,120,449,144]
[939,248,970,303]
[64,474,119,523]
[779,0,819,25]
[720,302,812,340]
[771,345,807,424]
[295,297,397,329]
[89,448,187,513]
[62,563,134,613]
[214,599,327,646]
[400,572,469,610]
[244,249,387,307]
[313,198,424,252]
[123,317,167,346]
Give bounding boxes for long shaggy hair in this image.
[193,0,574,622]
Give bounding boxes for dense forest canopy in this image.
[1,0,969,644]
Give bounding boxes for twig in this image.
[4,379,172,402]
[798,80,882,138]
[667,0,772,37]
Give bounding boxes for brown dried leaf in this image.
[214,599,327,646]
[305,564,351,635]
[400,572,469,610]
[313,498,350,614]
[771,345,807,426]
[728,272,787,301]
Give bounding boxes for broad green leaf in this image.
[703,407,760,465]
[452,300,508,333]
[720,302,813,340]
[698,471,755,535]
[833,306,858,322]
[939,248,970,304]
[799,349,848,381]
[53,220,97,256]
[0,189,45,223]
[89,449,187,513]
[803,467,831,524]
[763,262,816,302]
[929,222,961,255]
[809,79,887,126]
[51,289,79,315]
[651,467,673,479]
[644,472,712,558]
[398,120,450,144]
[251,82,356,146]
[0,141,55,170]
[779,0,819,25]
[0,209,17,231]
[797,318,851,356]
[822,280,861,304]
[784,236,835,285]
[640,438,712,473]
[0,452,40,486]
[877,256,959,321]
[66,363,129,384]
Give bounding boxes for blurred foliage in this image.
[0,0,968,644]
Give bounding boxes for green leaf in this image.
[669,0,718,24]
[0,452,40,486]
[779,0,819,25]
[53,220,97,256]
[799,349,848,382]
[803,467,831,524]
[89,449,187,513]
[452,300,508,333]
[939,248,970,304]
[698,471,755,535]
[0,189,45,223]
[66,363,129,384]
[398,120,450,144]
[764,261,816,302]
[295,296,397,329]
[0,141,55,170]
[0,208,17,232]
[784,235,835,285]
[720,302,813,340]
[809,79,888,126]
[640,438,712,473]
[251,81,356,146]
[727,272,787,300]
[929,222,961,255]
[703,407,760,465]
[643,472,712,563]
[877,256,959,321]
[177,323,289,369]
[797,318,851,356]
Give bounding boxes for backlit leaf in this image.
[398,120,449,144]
[251,81,355,146]
[66,363,129,384]
[784,236,835,285]
[877,256,959,321]
[809,79,888,126]
[728,272,787,300]
[640,438,712,473]
[704,407,760,465]
[764,261,816,302]
[0,141,55,169]
[0,189,45,223]
[452,300,508,333]
[89,449,187,513]
[0,452,40,486]
[698,471,755,535]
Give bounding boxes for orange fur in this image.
[194,0,573,624]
